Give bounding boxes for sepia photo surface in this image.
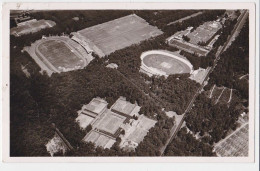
[2,2,256,162]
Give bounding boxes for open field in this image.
[143,54,191,74]
[24,36,93,76]
[94,111,125,134]
[188,21,222,45]
[214,123,248,156]
[75,14,163,57]
[11,19,56,37]
[140,50,193,76]
[37,40,84,70]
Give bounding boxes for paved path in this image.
[167,12,203,26]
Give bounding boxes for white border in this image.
[1,2,256,163]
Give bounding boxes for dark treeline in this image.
[185,92,243,144]
[147,74,200,114]
[10,10,228,156]
[180,51,214,70]
[134,10,201,29]
[106,35,199,115]
[11,10,132,48]
[31,10,133,34]
[184,18,249,146]
[165,127,216,156]
[163,10,225,37]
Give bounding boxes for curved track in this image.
[140,50,193,76]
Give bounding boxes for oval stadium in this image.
[140,50,193,77]
[24,36,93,76]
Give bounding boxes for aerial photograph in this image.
[9,9,249,157]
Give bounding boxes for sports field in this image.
[11,19,56,37]
[83,130,116,149]
[187,21,222,45]
[37,39,85,70]
[120,115,157,147]
[111,97,137,117]
[95,111,126,134]
[140,50,193,76]
[167,20,221,56]
[214,123,248,156]
[76,14,163,57]
[127,127,148,144]
[24,36,93,76]
[85,98,108,114]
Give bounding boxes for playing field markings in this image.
[214,122,249,156]
[160,62,172,69]
[75,14,163,57]
[228,88,233,103]
[140,50,193,76]
[209,84,215,98]
[215,87,226,104]
[25,36,93,76]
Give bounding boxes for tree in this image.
[182,35,190,42]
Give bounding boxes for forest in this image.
[183,18,249,146]
[10,10,234,156]
[185,92,243,144]
[164,127,216,156]
[205,19,249,102]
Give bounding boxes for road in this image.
[160,9,249,156]
[167,11,203,26]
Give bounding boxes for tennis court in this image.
[111,97,137,117]
[11,19,56,37]
[95,111,126,134]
